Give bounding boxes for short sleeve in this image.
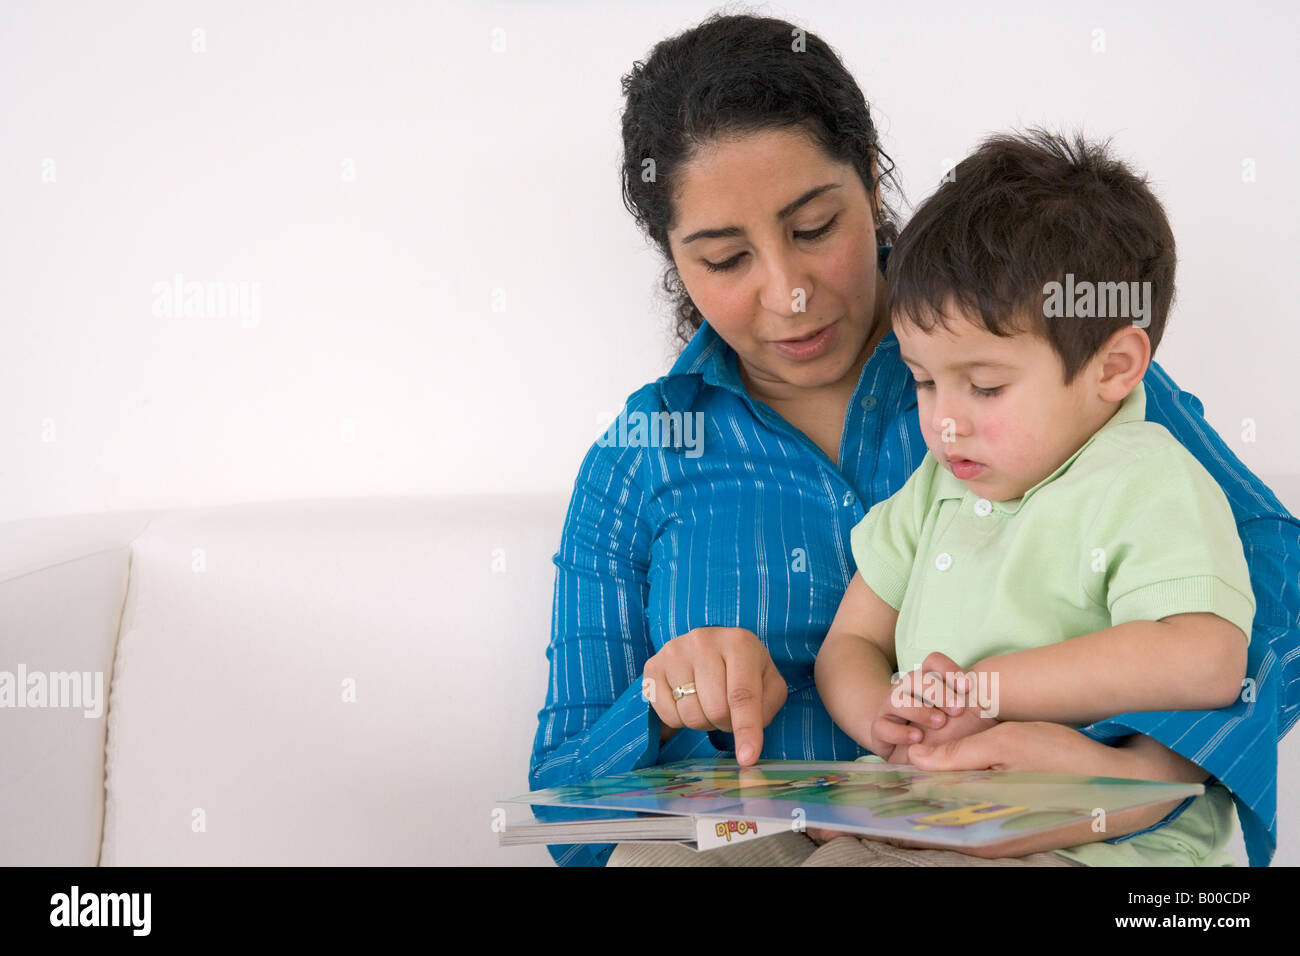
[849,455,934,610]
[1083,443,1256,642]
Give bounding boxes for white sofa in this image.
[0,494,569,866]
[3,486,1298,866]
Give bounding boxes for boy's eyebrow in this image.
[679,183,841,244]
[898,351,1017,372]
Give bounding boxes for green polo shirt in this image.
[850,381,1256,866]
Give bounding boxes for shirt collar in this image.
[659,320,745,413]
[931,381,1148,515]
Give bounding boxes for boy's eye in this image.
[701,215,839,273]
[912,380,1004,398]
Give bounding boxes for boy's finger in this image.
[874,715,923,745]
[946,670,973,715]
[920,652,969,715]
[886,688,943,729]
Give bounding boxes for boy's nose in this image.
[930,401,969,440]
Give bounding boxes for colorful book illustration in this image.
[498,758,1204,855]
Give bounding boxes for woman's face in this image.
[666,127,886,396]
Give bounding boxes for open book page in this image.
[502,758,1203,854]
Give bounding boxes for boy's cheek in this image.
[979,413,1040,472]
[979,410,1027,450]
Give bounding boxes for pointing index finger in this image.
[724,645,766,766]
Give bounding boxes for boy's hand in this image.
[870,651,974,753]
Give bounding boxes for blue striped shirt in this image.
[530,269,1300,867]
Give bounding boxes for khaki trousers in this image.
[607,831,1085,866]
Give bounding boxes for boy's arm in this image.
[964,435,1255,727]
[964,611,1248,724]
[814,572,901,754]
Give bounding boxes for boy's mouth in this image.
[947,456,986,480]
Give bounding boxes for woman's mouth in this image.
[771,321,837,361]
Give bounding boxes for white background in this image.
[2,0,1297,520]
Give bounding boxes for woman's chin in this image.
[773,350,858,389]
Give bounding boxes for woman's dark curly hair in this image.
[620,12,902,349]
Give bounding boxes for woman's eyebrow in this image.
[679,183,841,244]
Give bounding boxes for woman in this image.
[529,13,1299,867]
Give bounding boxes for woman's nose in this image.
[757,249,812,317]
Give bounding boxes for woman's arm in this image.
[1116,731,1211,783]
[1088,360,1300,865]
[907,721,1209,853]
[528,432,665,867]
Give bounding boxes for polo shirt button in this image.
[974,498,992,517]
[935,552,953,571]
[841,491,857,507]
[861,395,878,411]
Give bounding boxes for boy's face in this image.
[893,312,1112,502]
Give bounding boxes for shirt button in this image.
[861,395,878,411]
[935,552,953,571]
[974,498,992,517]
[841,491,857,507]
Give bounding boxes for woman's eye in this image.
[703,253,745,273]
[795,214,838,241]
[701,215,839,273]
[913,380,933,390]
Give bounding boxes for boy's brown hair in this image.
[886,129,1176,384]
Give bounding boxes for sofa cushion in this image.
[101,494,566,865]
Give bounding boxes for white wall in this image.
[3,0,1298,521]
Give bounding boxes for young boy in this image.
[813,130,1255,866]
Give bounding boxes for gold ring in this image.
[672,681,697,701]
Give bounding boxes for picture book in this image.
[498,758,1204,856]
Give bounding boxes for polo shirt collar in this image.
[931,381,1147,515]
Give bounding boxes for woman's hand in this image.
[906,720,1209,784]
[644,627,787,766]
[809,723,1209,849]
[905,720,1115,775]
[905,721,1214,849]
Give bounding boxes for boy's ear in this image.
[1096,326,1151,401]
